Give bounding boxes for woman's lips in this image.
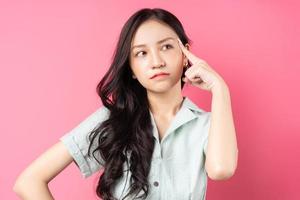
[150,72,170,79]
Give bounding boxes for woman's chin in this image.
[146,83,180,94]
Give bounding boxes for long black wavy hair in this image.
[87,8,191,200]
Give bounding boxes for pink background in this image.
[1,0,299,199]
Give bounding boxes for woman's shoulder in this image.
[184,96,210,116]
[60,105,110,142]
[93,105,110,120]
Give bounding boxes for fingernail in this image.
[177,38,183,44]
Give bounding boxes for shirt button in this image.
[153,181,159,187]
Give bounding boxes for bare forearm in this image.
[206,84,238,178]
[14,180,54,200]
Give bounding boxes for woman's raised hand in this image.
[177,38,228,92]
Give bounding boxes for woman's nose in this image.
[150,51,166,68]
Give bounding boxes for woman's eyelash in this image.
[163,44,173,49]
[135,44,173,57]
[135,51,146,57]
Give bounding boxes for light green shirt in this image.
[60,96,211,200]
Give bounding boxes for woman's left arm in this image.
[177,38,238,180]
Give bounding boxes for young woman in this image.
[13,8,238,200]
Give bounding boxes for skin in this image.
[129,19,238,179]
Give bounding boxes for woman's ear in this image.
[185,43,190,50]
[184,43,190,65]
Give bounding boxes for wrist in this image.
[211,81,229,95]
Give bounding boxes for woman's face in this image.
[129,19,188,93]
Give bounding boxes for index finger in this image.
[177,38,200,64]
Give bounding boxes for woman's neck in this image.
[147,90,184,117]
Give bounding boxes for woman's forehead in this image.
[131,20,178,47]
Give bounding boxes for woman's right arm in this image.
[13,141,74,199]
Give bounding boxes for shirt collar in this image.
[182,96,206,114]
[149,96,205,143]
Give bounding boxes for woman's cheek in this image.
[139,59,152,70]
[134,61,151,78]
[167,52,182,67]
[168,49,181,59]
[132,59,143,69]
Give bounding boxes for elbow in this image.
[206,165,236,181]
[13,179,24,195]
[13,174,40,195]
[13,175,29,195]
[206,149,239,181]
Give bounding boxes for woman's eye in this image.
[135,51,146,57]
[162,44,173,50]
[134,45,173,57]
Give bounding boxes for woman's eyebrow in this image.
[131,37,175,50]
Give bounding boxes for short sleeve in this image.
[203,112,211,156]
[59,106,110,178]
